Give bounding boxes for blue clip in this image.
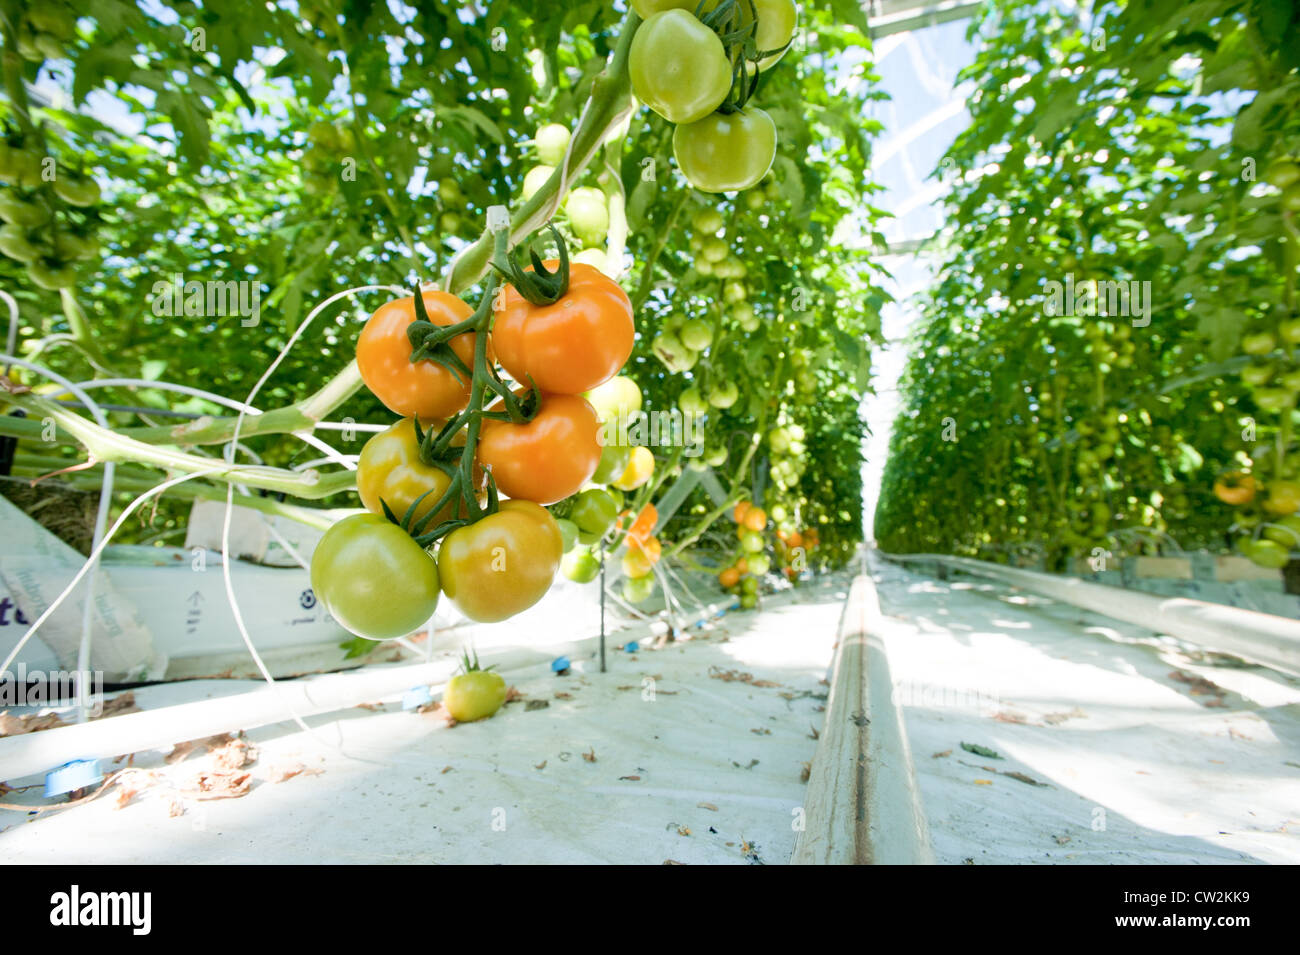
[402,685,434,710]
[551,656,571,673]
[44,759,101,798]
[624,641,639,653]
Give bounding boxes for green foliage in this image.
[876,0,1300,567]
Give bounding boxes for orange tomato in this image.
[625,504,658,545]
[493,261,635,395]
[478,392,601,505]
[1213,471,1256,506]
[733,500,751,523]
[786,531,803,549]
[636,535,662,564]
[719,566,740,588]
[357,290,482,420]
[742,507,767,532]
[734,557,749,574]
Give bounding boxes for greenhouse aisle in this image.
[0,576,856,865]
[868,555,1300,865]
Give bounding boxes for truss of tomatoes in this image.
[312,234,637,638]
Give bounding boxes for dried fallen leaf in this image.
[504,686,525,704]
[973,779,993,786]
[534,760,547,770]
[809,725,820,740]
[676,825,691,836]
[113,784,139,810]
[1004,771,1048,787]
[554,692,573,700]
[582,747,597,763]
[355,702,384,711]
[932,750,952,759]
[0,375,32,395]
[0,711,68,737]
[697,802,718,811]
[993,711,1030,725]
[1043,708,1087,725]
[269,763,323,784]
[750,728,771,735]
[211,737,255,772]
[189,771,252,800]
[101,692,140,718]
[441,765,453,774]
[800,761,811,782]
[525,699,550,711]
[167,798,185,818]
[1054,835,1071,846]
[662,859,686,865]
[620,775,641,781]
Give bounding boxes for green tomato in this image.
[562,546,602,584]
[27,261,75,290]
[1279,318,1300,346]
[653,332,697,373]
[592,442,632,484]
[310,514,441,641]
[0,195,50,227]
[679,319,713,351]
[704,445,727,467]
[623,573,656,604]
[747,554,771,576]
[522,165,554,200]
[701,237,729,263]
[1284,183,1300,214]
[439,178,464,204]
[53,175,101,207]
[708,380,739,408]
[555,517,580,553]
[673,107,778,193]
[566,186,609,244]
[536,123,571,166]
[1242,363,1274,386]
[769,428,790,453]
[1265,158,1300,190]
[0,224,39,263]
[740,576,759,595]
[1243,332,1276,356]
[571,488,619,537]
[739,593,758,609]
[629,10,732,125]
[692,208,725,234]
[732,302,759,332]
[1247,538,1290,569]
[678,386,709,417]
[742,530,766,553]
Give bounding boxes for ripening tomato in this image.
[493,261,634,395]
[477,392,602,505]
[629,10,732,125]
[623,573,656,604]
[356,418,470,527]
[742,507,767,532]
[612,446,655,491]
[310,514,441,640]
[673,107,778,193]
[622,546,654,579]
[444,662,508,722]
[592,442,632,484]
[437,500,563,623]
[357,290,483,421]
[624,504,658,546]
[733,500,752,524]
[718,566,740,588]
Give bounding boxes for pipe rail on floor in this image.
[879,551,1300,677]
[792,574,934,865]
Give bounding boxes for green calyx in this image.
[494,222,571,306]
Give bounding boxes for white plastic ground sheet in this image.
[0,575,853,865]
[868,555,1300,865]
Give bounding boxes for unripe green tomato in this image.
[573,248,608,273]
[679,319,713,351]
[555,517,580,553]
[695,257,715,276]
[439,211,461,233]
[1283,183,1300,213]
[678,386,709,417]
[653,332,697,373]
[1242,363,1275,386]
[0,224,39,263]
[53,175,101,207]
[1278,318,1300,346]
[623,573,656,604]
[571,488,619,537]
[742,530,765,553]
[740,576,759,595]
[1265,158,1300,190]
[769,428,790,453]
[747,554,770,576]
[522,165,554,200]
[562,546,602,583]
[693,208,725,234]
[535,123,571,166]
[0,195,50,227]
[723,281,747,304]
[439,178,463,204]
[704,445,727,467]
[708,380,739,408]
[592,442,632,484]
[702,237,728,263]
[566,187,609,244]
